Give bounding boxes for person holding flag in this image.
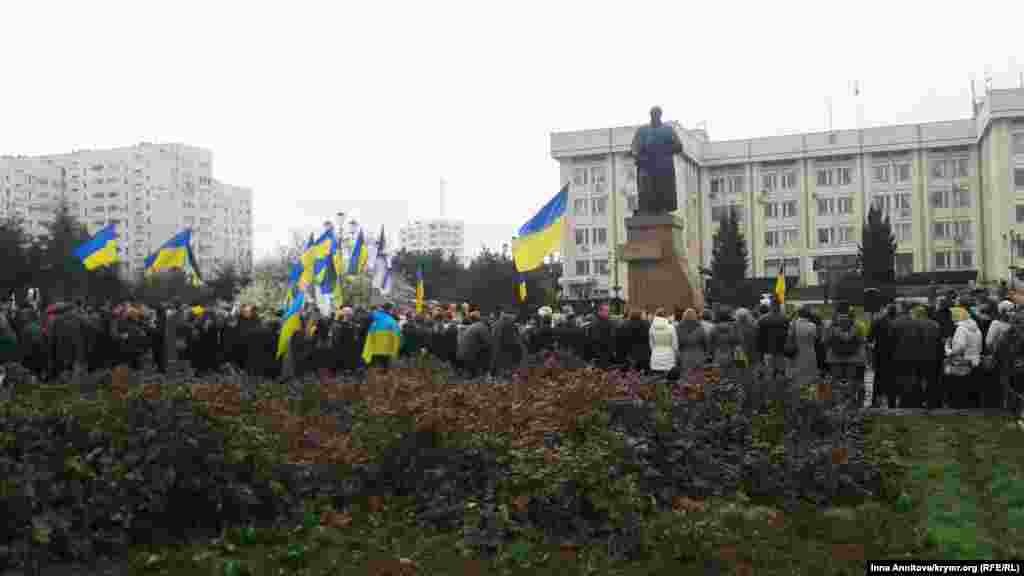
[362,302,401,368]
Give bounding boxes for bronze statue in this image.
[630,106,683,215]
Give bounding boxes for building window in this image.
[1015,168,1024,190]
[761,173,777,192]
[817,169,833,187]
[873,165,889,183]
[594,259,609,275]
[935,251,950,269]
[783,228,800,247]
[953,185,971,208]
[837,197,853,215]
[727,174,744,194]
[764,230,779,247]
[1014,133,1024,155]
[575,259,590,276]
[590,166,607,193]
[782,201,797,218]
[955,221,973,242]
[574,198,588,215]
[896,194,912,218]
[837,167,851,185]
[764,203,778,219]
[959,251,974,268]
[931,159,946,179]
[896,164,911,183]
[896,223,912,243]
[711,205,744,224]
[592,227,608,246]
[765,257,801,277]
[838,226,854,244]
[817,198,833,216]
[575,228,588,246]
[817,227,834,246]
[573,167,588,187]
[710,176,725,195]
[591,196,607,216]
[1016,205,1024,223]
[930,189,949,209]
[955,158,969,178]
[782,170,797,190]
[933,222,950,240]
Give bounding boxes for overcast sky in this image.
[1,1,1022,262]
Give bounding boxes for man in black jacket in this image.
[756,303,789,379]
[588,303,616,368]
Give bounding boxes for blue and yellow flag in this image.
[512,184,568,272]
[297,233,319,289]
[774,264,786,306]
[144,229,192,275]
[347,228,368,275]
[315,229,338,295]
[517,273,527,303]
[361,309,401,364]
[276,291,305,360]
[415,267,424,315]
[74,223,119,271]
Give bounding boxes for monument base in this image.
[621,214,704,314]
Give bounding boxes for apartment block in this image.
[550,87,1024,302]
[399,218,465,263]
[0,143,253,279]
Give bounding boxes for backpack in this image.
[830,319,861,358]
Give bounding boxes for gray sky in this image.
[1,1,1022,261]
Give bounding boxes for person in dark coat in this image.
[458,309,491,378]
[490,308,523,376]
[588,303,616,368]
[620,309,651,373]
[756,304,789,378]
[870,304,898,408]
[887,305,920,409]
[914,306,943,410]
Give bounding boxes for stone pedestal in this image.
[620,214,703,314]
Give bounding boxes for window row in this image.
[574,227,608,248]
[760,170,798,192]
[764,201,798,219]
[816,166,852,187]
[929,157,969,180]
[764,258,801,276]
[711,204,744,224]
[872,163,912,184]
[573,166,608,194]
[929,185,971,209]
[816,196,854,216]
[934,250,973,270]
[1015,168,1024,190]
[871,193,912,219]
[574,258,610,277]
[572,196,608,216]
[709,174,745,195]
[764,228,800,248]
[932,220,973,242]
[817,226,856,247]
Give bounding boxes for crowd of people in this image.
[1,288,1022,414]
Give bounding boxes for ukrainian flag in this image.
[512,184,568,272]
[332,250,345,303]
[144,229,193,275]
[517,273,527,303]
[774,263,786,306]
[276,291,305,360]
[348,228,368,275]
[361,309,401,364]
[298,233,319,289]
[74,223,119,271]
[415,267,424,315]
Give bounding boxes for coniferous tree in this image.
[709,209,749,304]
[859,205,897,287]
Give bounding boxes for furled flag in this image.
[74,223,119,271]
[415,266,424,315]
[775,263,786,307]
[347,227,368,275]
[367,225,386,276]
[361,307,401,365]
[276,291,305,360]
[144,229,193,276]
[517,272,527,303]
[512,184,568,272]
[373,252,390,292]
[379,265,393,296]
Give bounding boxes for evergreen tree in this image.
[859,205,896,286]
[0,215,33,299]
[37,200,93,303]
[709,209,749,304]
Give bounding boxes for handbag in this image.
[943,355,973,377]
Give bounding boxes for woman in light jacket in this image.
[947,306,983,408]
[648,308,679,376]
[790,306,820,392]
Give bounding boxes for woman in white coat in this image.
[649,308,679,376]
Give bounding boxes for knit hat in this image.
[998,300,1015,316]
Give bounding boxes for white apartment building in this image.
[0,142,253,279]
[550,87,1024,302]
[399,218,465,262]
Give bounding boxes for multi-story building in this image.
[550,87,1024,302]
[399,218,465,262]
[0,142,253,279]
